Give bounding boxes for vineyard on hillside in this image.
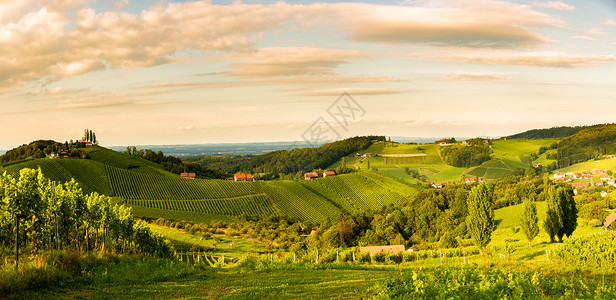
[106,165,419,222]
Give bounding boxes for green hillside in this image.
[328,139,557,183]
[0,146,421,223]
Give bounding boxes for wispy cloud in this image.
[299,88,407,96]
[416,50,616,68]
[441,73,512,81]
[532,1,575,11]
[571,36,597,41]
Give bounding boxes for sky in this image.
[1,0,616,149]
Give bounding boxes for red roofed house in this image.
[181,172,196,179]
[304,172,319,180]
[323,171,336,177]
[234,173,254,181]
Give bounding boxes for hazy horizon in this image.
[2,0,615,150]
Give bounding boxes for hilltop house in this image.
[304,172,319,180]
[234,173,254,181]
[359,245,405,255]
[323,171,336,177]
[181,172,196,179]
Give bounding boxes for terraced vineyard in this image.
[127,194,275,217]
[106,165,261,200]
[2,147,422,223]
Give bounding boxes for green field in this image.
[558,158,616,172]
[327,139,559,183]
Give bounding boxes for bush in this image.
[373,251,387,263]
[588,219,603,227]
[358,252,371,263]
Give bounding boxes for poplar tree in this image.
[466,183,495,250]
[544,186,577,242]
[520,194,539,247]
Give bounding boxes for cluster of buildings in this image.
[304,171,336,180]
[553,170,615,187]
[354,153,377,158]
[430,177,483,189]
[49,149,84,159]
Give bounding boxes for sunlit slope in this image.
[328,139,559,182]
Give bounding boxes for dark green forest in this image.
[0,140,87,165]
[187,136,381,179]
[507,125,592,140]
[555,123,616,167]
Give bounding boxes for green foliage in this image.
[543,186,578,242]
[189,136,381,178]
[588,219,603,227]
[556,123,616,167]
[466,184,495,248]
[439,145,491,168]
[507,125,590,140]
[556,231,616,266]
[520,195,539,246]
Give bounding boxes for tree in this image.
[520,194,539,247]
[543,186,577,242]
[466,184,495,249]
[367,159,370,170]
[1,169,41,270]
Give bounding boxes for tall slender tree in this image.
[544,186,578,242]
[520,194,539,247]
[466,183,495,250]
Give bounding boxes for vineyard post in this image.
[293,252,296,264]
[352,251,355,262]
[316,250,319,264]
[52,181,59,251]
[336,251,339,263]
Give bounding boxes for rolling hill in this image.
[328,139,558,183]
[0,145,421,223]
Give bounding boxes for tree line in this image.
[0,168,173,270]
[555,123,616,167]
[187,136,381,179]
[123,147,227,179]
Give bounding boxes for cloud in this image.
[605,19,616,26]
[441,73,512,81]
[571,36,597,41]
[299,88,407,96]
[417,50,616,68]
[532,1,575,11]
[0,0,558,87]
[335,0,556,47]
[225,47,371,77]
[140,81,202,88]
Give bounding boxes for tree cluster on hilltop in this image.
[0,140,89,164]
[439,144,492,168]
[188,136,381,179]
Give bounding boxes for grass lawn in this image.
[149,224,266,258]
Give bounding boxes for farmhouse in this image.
[323,171,336,177]
[304,172,319,180]
[359,245,405,255]
[181,172,196,179]
[604,213,616,231]
[362,153,375,158]
[234,173,254,181]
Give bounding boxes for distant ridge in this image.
[507,125,594,140]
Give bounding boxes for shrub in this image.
[588,219,603,227]
[373,251,387,263]
[358,252,371,263]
